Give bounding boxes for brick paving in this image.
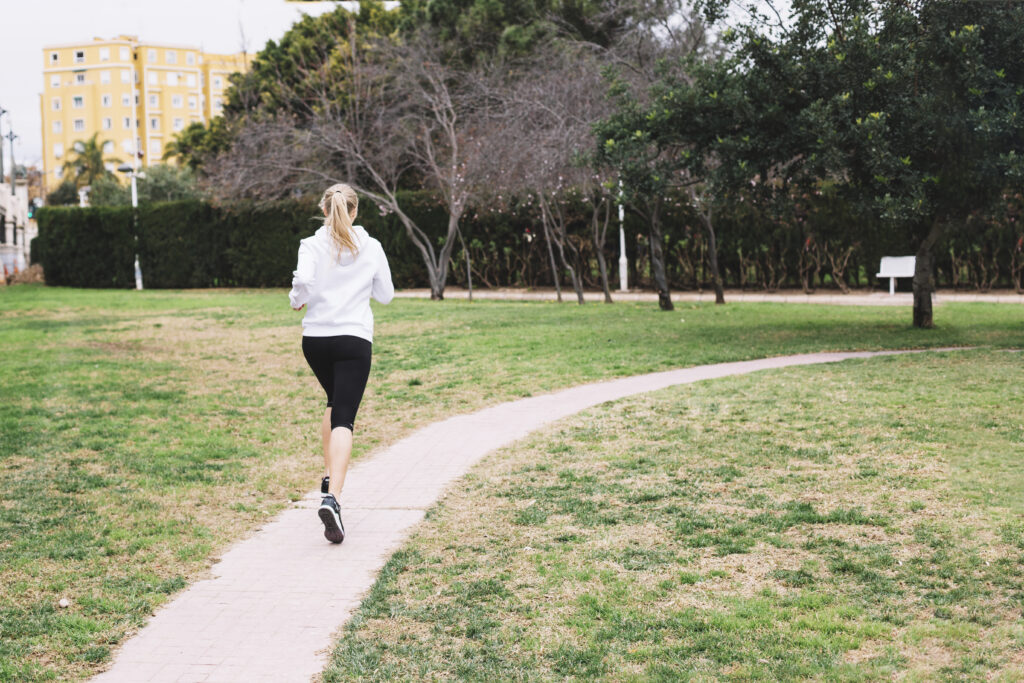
[92,349,957,682]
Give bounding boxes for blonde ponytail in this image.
[319,183,360,261]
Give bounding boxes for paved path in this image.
[92,349,961,683]
[394,287,1024,305]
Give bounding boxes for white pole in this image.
[131,172,143,290]
[618,184,628,292]
[130,59,143,290]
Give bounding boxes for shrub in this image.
[35,206,135,288]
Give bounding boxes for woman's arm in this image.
[288,242,316,310]
[371,244,395,304]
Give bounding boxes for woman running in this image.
[289,183,394,543]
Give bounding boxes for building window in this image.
[53,121,62,133]
[102,94,112,107]
[75,73,86,85]
[150,118,159,130]
[166,50,177,64]
[148,49,156,62]
[213,97,222,110]
[122,139,133,153]
[173,118,184,131]
[51,75,60,88]
[188,96,197,109]
[147,72,157,85]
[148,94,158,107]
[50,52,59,64]
[120,46,130,60]
[55,167,63,179]
[121,69,130,83]
[74,50,85,63]
[167,73,178,86]
[172,95,183,108]
[73,119,85,131]
[103,141,115,154]
[72,96,84,108]
[52,97,61,111]
[123,117,131,129]
[186,52,195,65]
[186,73,197,87]
[102,117,113,130]
[122,94,131,106]
[99,47,110,61]
[213,76,222,89]
[55,143,64,158]
[100,70,111,84]
[150,141,162,157]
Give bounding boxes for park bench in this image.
[877,256,916,295]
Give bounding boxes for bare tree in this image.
[484,46,617,305]
[207,26,496,300]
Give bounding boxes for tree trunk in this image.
[550,214,584,305]
[457,228,472,302]
[648,197,674,311]
[541,213,562,302]
[700,206,725,304]
[913,219,946,328]
[387,201,448,301]
[593,201,613,303]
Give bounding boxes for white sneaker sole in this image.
[318,504,345,544]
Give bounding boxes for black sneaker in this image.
[318,494,345,544]
[321,475,329,494]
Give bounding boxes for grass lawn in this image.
[0,285,1021,681]
[323,349,1024,681]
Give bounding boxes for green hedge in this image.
[34,193,448,290]
[34,192,1024,291]
[34,206,135,288]
[138,200,224,288]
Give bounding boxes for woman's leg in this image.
[325,337,372,499]
[321,407,332,476]
[302,337,336,480]
[327,427,353,497]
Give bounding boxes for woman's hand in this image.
[293,304,306,311]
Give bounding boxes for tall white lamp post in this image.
[117,163,144,290]
[618,183,628,292]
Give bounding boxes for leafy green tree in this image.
[593,4,715,310]
[225,1,403,119]
[697,0,1024,327]
[62,132,121,189]
[87,175,130,206]
[45,181,79,206]
[162,118,232,172]
[88,165,202,207]
[398,0,556,61]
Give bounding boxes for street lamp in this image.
[618,181,628,292]
[117,163,144,290]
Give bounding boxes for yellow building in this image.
[40,36,250,190]
[201,52,251,119]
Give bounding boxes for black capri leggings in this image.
[301,335,373,431]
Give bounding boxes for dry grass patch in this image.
[326,350,1024,681]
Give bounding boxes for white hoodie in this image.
[288,224,394,341]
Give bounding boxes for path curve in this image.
[92,348,962,683]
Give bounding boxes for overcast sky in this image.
[0,0,350,169]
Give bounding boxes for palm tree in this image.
[62,132,121,188]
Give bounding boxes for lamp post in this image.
[0,105,7,186]
[3,124,16,248]
[618,181,628,292]
[117,163,143,290]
